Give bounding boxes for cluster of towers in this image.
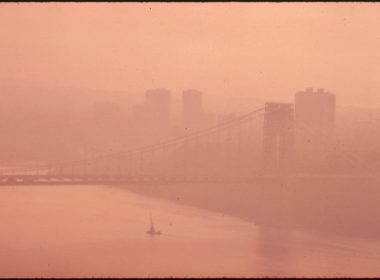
[128,86,336,176]
[262,88,336,175]
[132,88,205,132]
[131,87,336,175]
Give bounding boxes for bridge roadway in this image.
[0,174,263,185]
[0,173,379,186]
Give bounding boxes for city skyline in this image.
[1,3,380,278]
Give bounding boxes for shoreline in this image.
[113,178,380,241]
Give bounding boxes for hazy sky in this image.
[1,3,380,106]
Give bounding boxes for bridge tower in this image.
[261,102,294,176]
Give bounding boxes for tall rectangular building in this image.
[295,87,335,133]
[294,88,336,170]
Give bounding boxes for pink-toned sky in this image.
[1,2,380,106]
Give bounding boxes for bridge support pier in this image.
[261,102,294,176]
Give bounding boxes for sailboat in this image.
[146,213,162,236]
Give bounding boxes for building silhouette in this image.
[294,88,336,172]
[295,87,335,133]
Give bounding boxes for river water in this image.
[1,185,380,277]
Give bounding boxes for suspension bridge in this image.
[0,102,373,186]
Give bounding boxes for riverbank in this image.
[116,176,380,241]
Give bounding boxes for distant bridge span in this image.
[0,173,378,186]
[1,103,372,186]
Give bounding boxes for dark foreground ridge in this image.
[116,174,380,241]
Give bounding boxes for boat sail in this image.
[146,213,162,235]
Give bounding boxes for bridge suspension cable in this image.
[11,106,268,174]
